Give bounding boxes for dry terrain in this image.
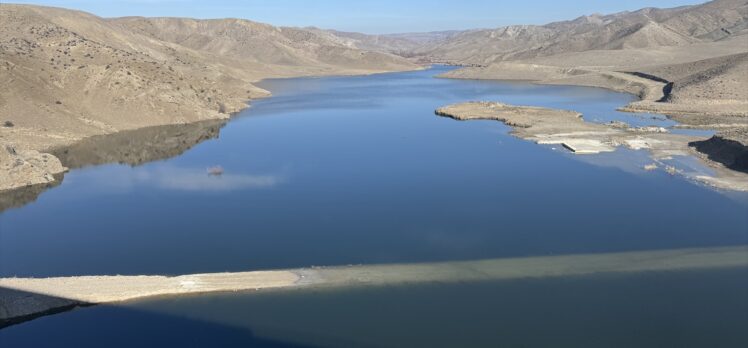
[403,0,747,179]
[436,102,748,190]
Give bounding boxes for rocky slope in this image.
[641,52,748,104]
[112,18,416,74]
[407,0,748,65]
[324,30,467,58]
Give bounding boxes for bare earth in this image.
[417,0,748,180]
[439,52,748,183]
[436,102,748,191]
[2,246,747,327]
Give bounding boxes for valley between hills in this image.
[1,0,747,193]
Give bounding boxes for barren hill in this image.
[429,1,748,118]
[642,51,748,103]
[111,18,415,73]
[424,0,748,178]
[323,30,466,58]
[388,0,748,65]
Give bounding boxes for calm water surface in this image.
[1,66,745,277]
[1,66,747,346]
[2,267,747,347]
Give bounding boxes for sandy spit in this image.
[435,101,748,191]
[2,246,748,327]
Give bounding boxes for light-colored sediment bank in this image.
[439,53,748,180]
[2,246,747,327]
[441,59,748,121]
[436,102,748,191]
[0,146,66,191]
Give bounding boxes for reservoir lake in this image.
[1,66,746,347]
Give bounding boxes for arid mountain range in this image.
[340,0,747,64]
[1,0,747,193]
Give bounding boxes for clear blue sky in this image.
[8,0,706,34]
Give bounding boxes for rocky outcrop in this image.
[690,134,748,173]
[0,145,66,193]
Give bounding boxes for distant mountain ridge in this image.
[328,0,748,65]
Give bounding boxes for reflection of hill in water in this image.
[51,120,227,169]
[0,120,227,213]
[0,179,62,213]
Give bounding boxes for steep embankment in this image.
[0,4,419,192]
[630,52,748,114]
[690,130,748,173]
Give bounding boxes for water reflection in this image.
[51,120,227,169]
[0,179,61,215]
[0,120,228,213]
[3,267,744,347]
[2,67,747,278]
[80,165,281,193]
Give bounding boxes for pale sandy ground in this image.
[436,102,748,191]
[441,38,748,120]
[2,246,747,327]
[439,35,748,183]
[424,1,748,175]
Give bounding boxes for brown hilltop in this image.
[395,0,748,64]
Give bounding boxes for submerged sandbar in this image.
[2,246,747,327]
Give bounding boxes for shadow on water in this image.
[0,288,315,348]
[0,120,227,213]
[0,179,62,213]
[1,267,747,347]
[0,287,88,330]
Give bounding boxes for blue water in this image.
[2,268,747,347]
[1,66,746,279]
